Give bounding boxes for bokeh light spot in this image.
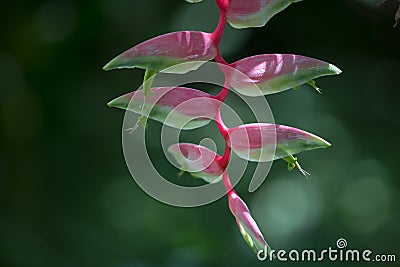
[252,177,323,241]
[34,1,77,43]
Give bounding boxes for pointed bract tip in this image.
[102,64,110,71]
[329,64,342,75]
[325,140,332,147]
[103,59,117,71]
[107,98,119,108]
[320,137,332,148]
[309,132,331,148]
[107,92,135,111]
[103,55,129,71]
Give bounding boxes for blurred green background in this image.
[1,0,399,266]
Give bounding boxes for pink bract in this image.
[228,191,270,253]
[226,0,303,28]
[168,143,226,183]
[104,31,218,73]
[229,54,341,96]
[108,87,221,130]
[227,123,331,161]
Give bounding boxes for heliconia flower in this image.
[103,31,218,74]
[227,123,331,162]
[226,0,303,29]
[228,190,272,254]
[228,54,342,96]
[108,87,221,130]
[168,143,226,183]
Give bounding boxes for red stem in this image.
[215,108,228,139]
[215,107,234,195]
[216,0,230,12]
[223,172,234,195]
[218,141,231,168]
[213,0,235,196]
[215,78,229,102]
[212,0,231,103]
[211,0,228,47]
[215,49,229,65]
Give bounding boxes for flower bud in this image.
[168,143,225,183]
[228,191,271,254]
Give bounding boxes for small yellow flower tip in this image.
[307,80,322,94]
[295,161,310,179]
[178,170,185,178]
[284,155,310,178]
[137,115,148,129]
[124,116,148,133]
[125,126,139,134]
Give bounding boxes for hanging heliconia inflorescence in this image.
[104,0,341,256]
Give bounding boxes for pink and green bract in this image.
[226,0,303,28]
[108,87,221,129]
[104,31,217,73]
[228,123,331,162]
[168,143,226,183]
[227,189,271,254]
[229,54,341,96]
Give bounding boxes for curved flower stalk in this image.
[226,0,303,28]
[229,54,342,96]
[108,87,221,129]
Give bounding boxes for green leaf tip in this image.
[107,97,125,109]
[102,57,123,71]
